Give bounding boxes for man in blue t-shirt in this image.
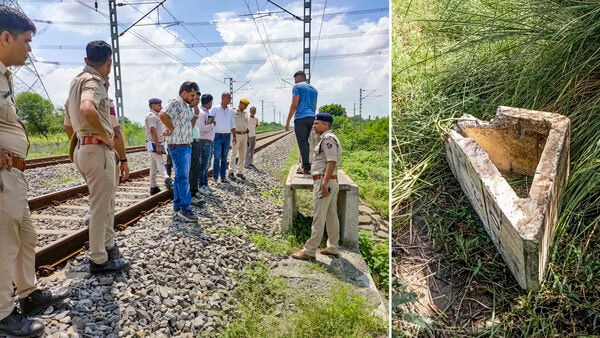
[285,70,318,175]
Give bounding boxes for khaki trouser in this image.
[149,151,168,188]
[229,133,248,175]
[303,179,340,256]
[0,168,37,320]
[74,143,117,264]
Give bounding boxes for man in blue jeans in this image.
[212,92,236,183]
[159,81,199,222]
[285,70,318,175]
[197,94,216,194]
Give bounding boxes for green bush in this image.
[358,230,389,290]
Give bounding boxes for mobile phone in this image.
[317,187,332,199]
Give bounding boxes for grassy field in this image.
[393,0,600,336]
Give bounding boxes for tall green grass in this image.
[393,0,600,336]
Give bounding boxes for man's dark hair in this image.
[85,40,112,68]
[179,81,199,94]
[201,94,213,105]
[0,5,36,36]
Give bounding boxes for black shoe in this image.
[18,287,70,317]
[150,186,161,195]
[164,177,173,189]
[89,258,131,274]
[190,197,205,208]
[0,307,44,338]
[228,172,237,181]
[106,245,122,261]
[235,173,246,180]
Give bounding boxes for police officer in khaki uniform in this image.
[292,113,342,260]
[67,40,130,273]
[0,6,70,336]
[228,97,250,180]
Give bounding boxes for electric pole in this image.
[108,0,124,124]
[1,0,54,106]
[268,0,312,82]
[224,77,233,105]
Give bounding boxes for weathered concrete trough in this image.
[444,106,570,290]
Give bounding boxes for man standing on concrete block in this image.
[292,113,342,260]
[285,70,318,175]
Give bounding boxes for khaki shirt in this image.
[145,111,166,142]
[311,130,341,175]
[66,65,114,139]
[233,108,248,132]
[0,62,29,158]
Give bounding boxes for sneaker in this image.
[173,207,180,213]
[0,307,45,337]
[89,258,131,274]
[236,173,246,180]
[177,209,198,222]
[228,172,237,181]
[18,287,71,317]
[221,178,230,184]
[191,197,205,208]
[150,186,161,195]
[200,186,213,195]
[164,177,173,189]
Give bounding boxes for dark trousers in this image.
[189,140,201,194]
[294,116,315,170]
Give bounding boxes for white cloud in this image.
[17,1,389,125]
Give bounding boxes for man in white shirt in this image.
[211,92,236,183]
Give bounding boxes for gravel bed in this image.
[25,151,151,199]
[33,134,296,337]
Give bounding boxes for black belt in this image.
[198,139,213,143]
[167,144,191,149]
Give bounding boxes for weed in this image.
[224,262,386,337]
[393,0,600,335]
[358,230,389,291]
[43,175,80,188]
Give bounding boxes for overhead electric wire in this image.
[244,0,282,84]
[160,6,243,81]
[33,30,388,50]
[29,8,389,27]
[120,1,228,83]
[71,0,222,83]
[35,50,388,66]
[311,0,327,74]
[127,2,242,83]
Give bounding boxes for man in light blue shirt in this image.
[285,70,318,175]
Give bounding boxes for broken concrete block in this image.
[444,106,570,290]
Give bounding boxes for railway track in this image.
[31,130,292,276]
[25,130,280,170]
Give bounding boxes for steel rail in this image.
[33,130,292,276]
[25,130,280,170]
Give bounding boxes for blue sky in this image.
[14,0,389,124]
